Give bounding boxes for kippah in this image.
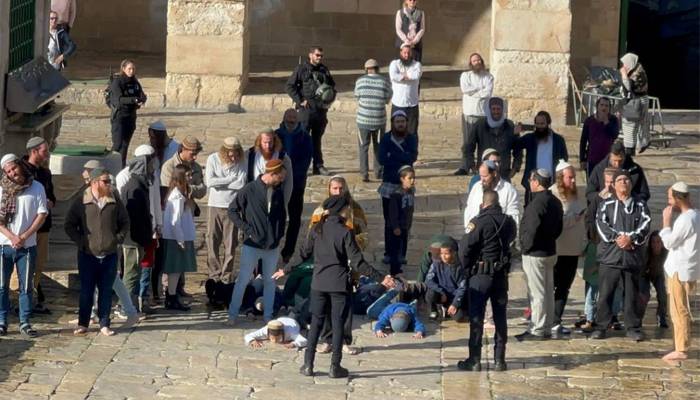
[83,159,104,170]
[267,320,284,331]
[149,120,166,131]
[0,154,18,169]
[223,137,241,149]
[535,168,551,179]
[671,181,689,194]
[89,167,108,180]
[481,148,498,160]
[26,136,46,150]
[391,110,408,120]
[555,159,572,173]
[265,159,284,173]
[134,144,155,157]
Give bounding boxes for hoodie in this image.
[275,122,313,188]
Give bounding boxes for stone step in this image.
[58,78,166,109]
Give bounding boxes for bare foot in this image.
[662,351,688,361]
[99,327,116,336]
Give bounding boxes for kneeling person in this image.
[425,238,467,321]
[374,302,425,339]
[245,317,308,349]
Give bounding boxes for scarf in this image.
[0,172,33,225]
[484,97,507,128]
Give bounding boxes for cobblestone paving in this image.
[0,105,699,399]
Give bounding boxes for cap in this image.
[535,168,551,179]
[149,120,167,131]
[322,194,350,216]
[429,234,453,249]
[181,136,202,152]
[391,110,408,120]
[89,167,108,181]
[265,159,284,174]
[671,181,689,193]
[83,159,104,170]
[0,154,18,169]
[223,137,241,149]
[613,169,631,182]
[481,148,498,161]
[555,159,572,173]
[266,320,284,332]
[389,310,410,332]
[134,144,155,157]
[364,58,379,69]
[26,136,46,150]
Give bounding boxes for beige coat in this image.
[551,184,587,256]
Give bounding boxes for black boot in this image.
[299,364,314,376]
[493,359,507,372]
[329,364,349,378]
[457,357,481,371]
[165,294,190,311]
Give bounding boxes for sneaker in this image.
[514,331,546,342]
[19,323,38,338]
[113,307,128,321]
[429,311,438,321]
[551,324,571,336]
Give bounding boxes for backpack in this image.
[104,72,119,110]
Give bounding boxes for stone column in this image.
[165,0,250,110]
[489,0,572,126]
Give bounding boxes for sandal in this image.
[19,324,38,338]
[342,345,361,355]
[73,326,89,336]
[316,343,332,354]
[99,327,116,336]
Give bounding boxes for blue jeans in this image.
[139,267,151,298]
[367,288,399,319]
[78,252,117,328]
[228,245,279,321]
[584,282,598,322]
[0,245,36,326]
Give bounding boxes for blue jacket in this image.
[425,260,467,307]
[374,303,425,334]
[515,130,568,190]
[276,122,313,187]
[378,132,418,184]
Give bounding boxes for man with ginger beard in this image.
[246,128,293,209]
[0,155,48,338]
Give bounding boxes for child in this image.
[374,302,425,339]
[244,318,307,349]
[425,237,467,321]
[640,231,668,328]
[386,165,416,275]
[417,235,454,282]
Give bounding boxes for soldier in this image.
[458,189,516,372]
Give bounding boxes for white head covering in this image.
[483,97,507,128]
[1,154,19,169]
[134,144,155,157]
[671,181,690,194]
[620,53,639,71]
[555,159,572,173]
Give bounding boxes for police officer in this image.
[285,46,336,176]
[457,189,516,372]
[109,59,147,167]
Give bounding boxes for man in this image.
[275,111,312,262]
[465,97,521,180]
[354,58,393,182]
[459,190,516,371]
[659,182,699,361]
[286,46,336,176]
[455,53,494,176]
[586,142,650,204]
[389,45,422,141]
[51,0,77,32]
[466,148,500,192]
[245,318,308,349]
[0,155,48,338]
[227,160,287,324]
[119,145,156,313]
[65,168,129,336]
[205,137,247,287]
[515,111,569,203]
[246,128,293,208]
[579,97,619,176]
[23,137,56,314]
[591,169,651,341]
[463,160,520,232]
[47,10,76,71]
[515,169,563,341]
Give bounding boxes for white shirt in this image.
[205,153,247,208]
[389,59,422,108]
[536,137,554,176]
[162,188,196,243]
[243,317,308,348]
[251,151,293,207]
[460,70,494,116]
[661,209,700,282]
[463,178,520,232]
[0,181,48,247]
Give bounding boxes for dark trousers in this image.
[425,289,465,321]
[78,252,118,328]
[322,292,353,346]
[358,127,383,179]
[381,197,409,275]
[391,104,420,144]
[468,273,508,361]
[299,108,328,169]
[152,238,165,298]
[639,274,668,324]
[594,265,642,332]
[281,184,306,260]
[305,290,350,367]
[111,113,137,167]
[553,255,579,325]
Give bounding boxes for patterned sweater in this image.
[354,74,393,130]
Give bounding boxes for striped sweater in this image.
[354,74,393,130]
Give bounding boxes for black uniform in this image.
[109,74,147,166]
[286,61,335,171]
[460,204,516,363]
[285,215,384,371]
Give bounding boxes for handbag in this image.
[622,97,642,121]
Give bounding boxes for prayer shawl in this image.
[0,170,33,225]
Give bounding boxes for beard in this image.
[535,128,549,141]
[393,128,407,138]
[97,184,111,198]
[400,57,412,66]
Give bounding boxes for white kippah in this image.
[671,181,690,194]
[555,159,572,173]
[134,144,155,157]
[1,154,18,169]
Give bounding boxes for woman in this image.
[619,53,649,155]
[47,11,76,71]
[109,59,147,166]
[579,97,619,176]
[162,164,197,311]
[550,160,586,336]
[395,0,426,62]
[273,195,391,378]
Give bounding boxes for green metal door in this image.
[8,0,36,71]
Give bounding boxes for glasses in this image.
[313,53,323,57]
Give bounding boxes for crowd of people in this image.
[1,0,696,380]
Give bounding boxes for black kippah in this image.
[322,195,349,216]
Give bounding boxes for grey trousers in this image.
[461,115,481,171]
[522,254,557,336]
[206,207,238,284]
[357,126,384,179]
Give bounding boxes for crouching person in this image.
[374,302,425,339]
[425,237,467,321]
[245,317,308,349]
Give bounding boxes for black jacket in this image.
[228,177,286,250]
[388,188,415,230]
[50,27,76,69]
[515,130,569,190]
[22,157,56,233]
[520,190,563,257]
[110,75,147,117]
[586,154,650,204]
[465,119,520,178]
[285,215,384,292]
[595,195,651,269]
[286,61,335,111]
[461,204,517,275]
[120,175,153,248]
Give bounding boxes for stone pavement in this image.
[1,105,699,400]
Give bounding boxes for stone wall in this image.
[70,0,167,54]
[249,0,492,67]
[570,0,621,83]
[165,0,249,110]
[490,0,572,126]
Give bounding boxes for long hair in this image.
[254,132,282,154]
[555,168,577,198]
[218,145,244,166]
[168,164,191,204]
[647,230,668,259]
[120,59,135,77]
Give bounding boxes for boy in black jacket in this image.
[386,166,416,275]
[425,238,467,321]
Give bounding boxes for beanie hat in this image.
[390,310,410,332]
[265,159,284,174]
[322,194,349,216]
